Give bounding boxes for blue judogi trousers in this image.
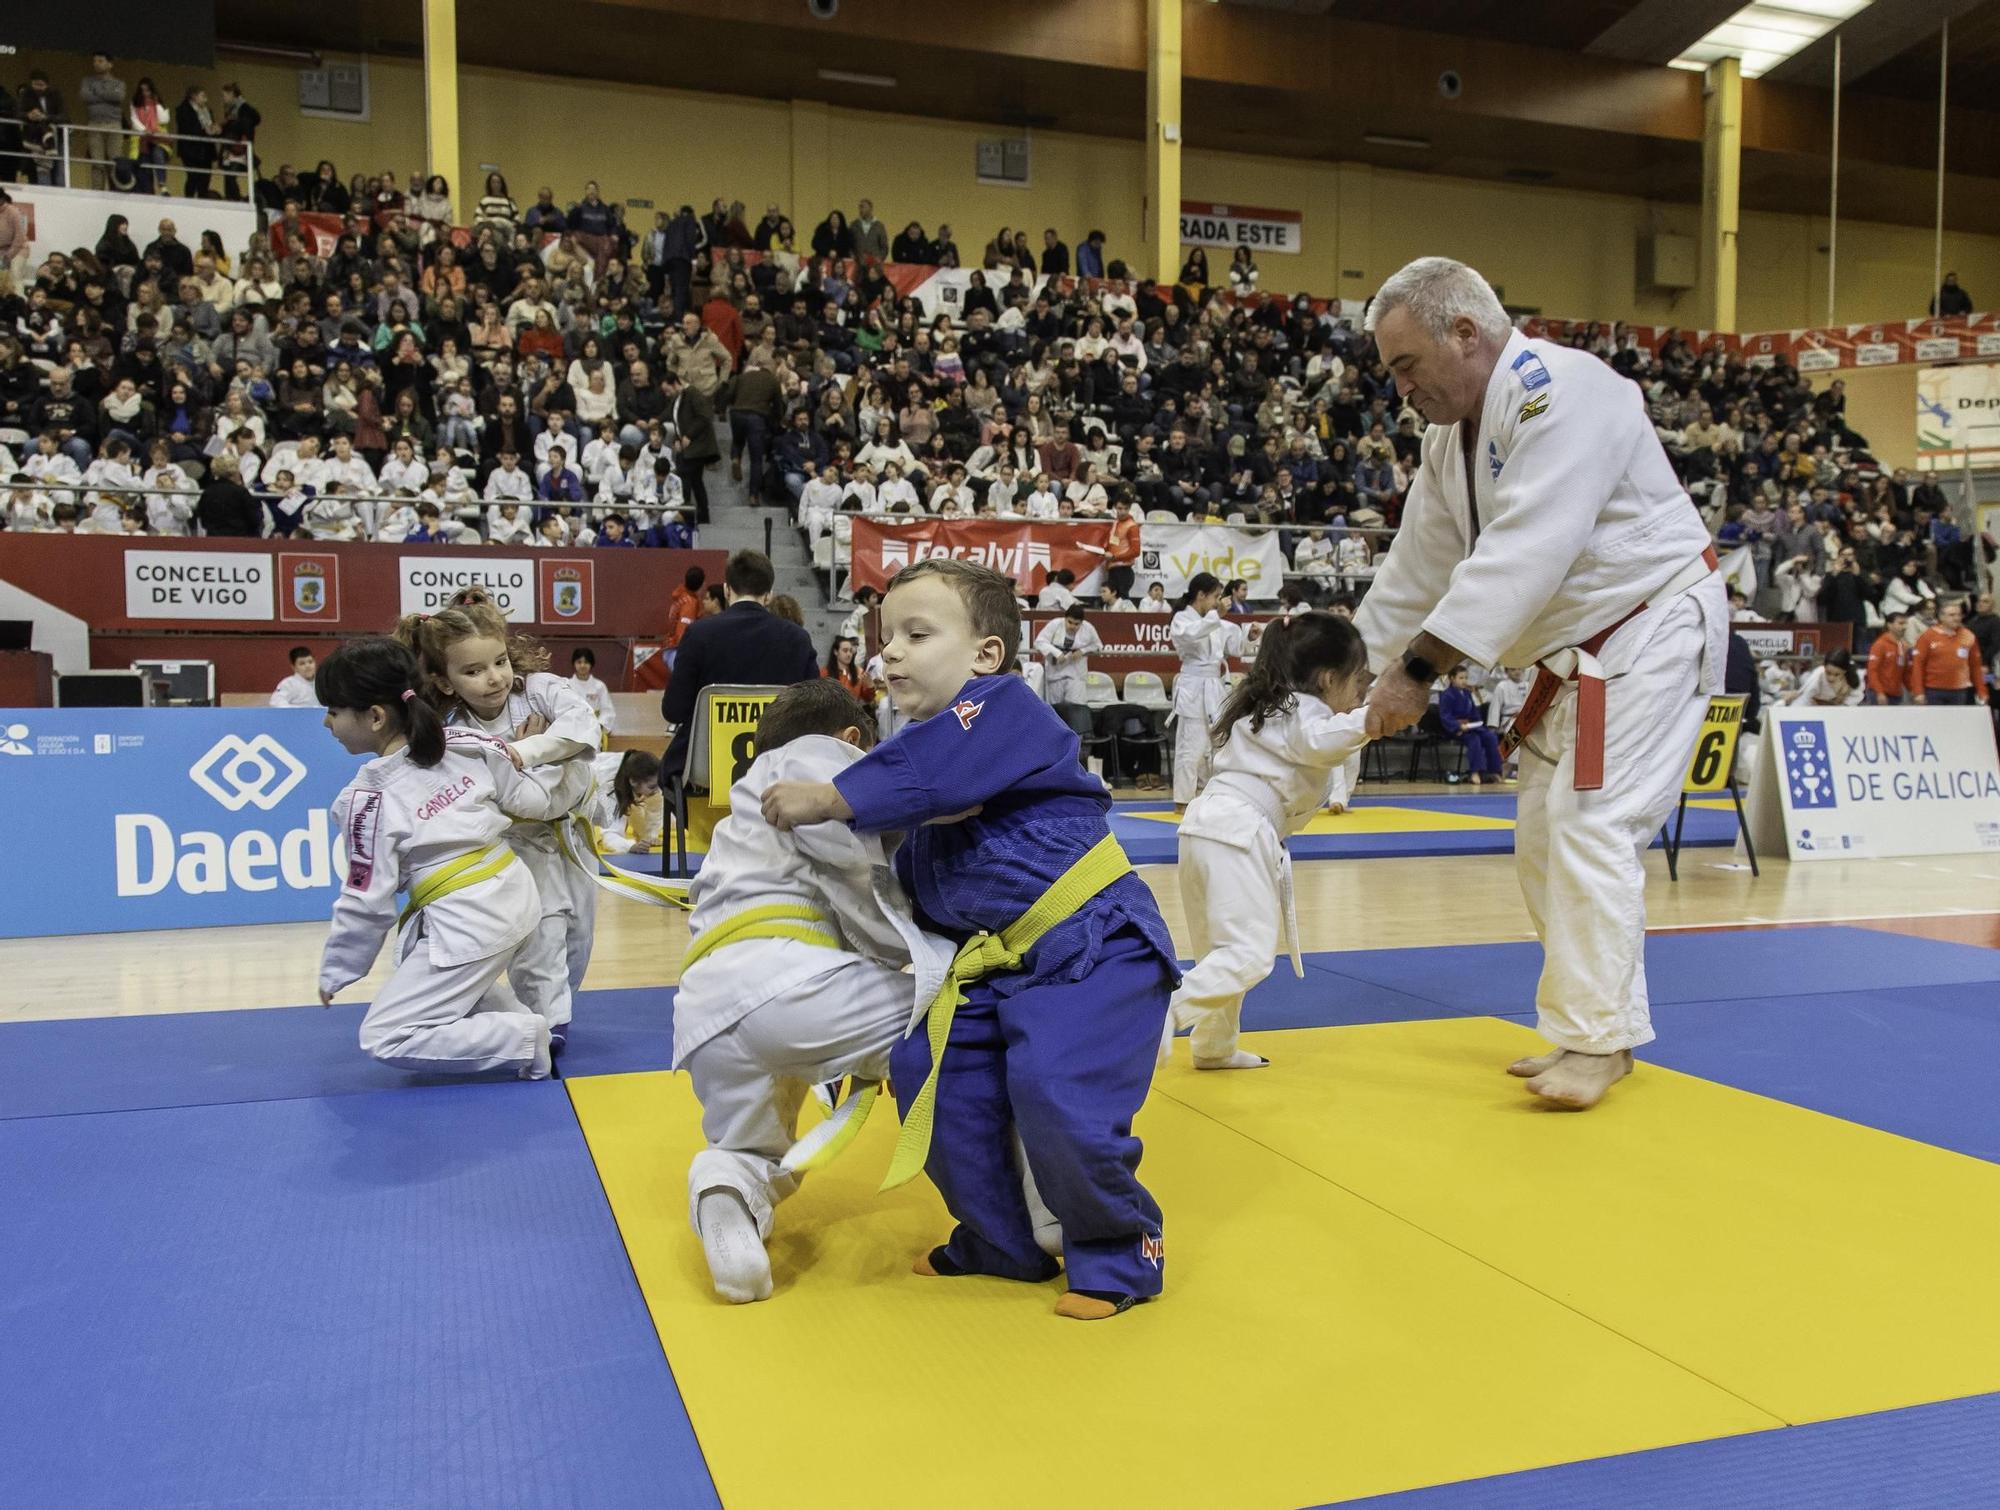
[889,922,1174,1298]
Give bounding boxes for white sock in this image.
[1193,1049,1270,1071]
[696,1189,772,1304]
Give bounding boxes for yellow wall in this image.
[1813,367,1917,471]
[19,45,2000,334]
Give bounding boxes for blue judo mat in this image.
[606,792,1744,876]
[11,929,2000,1169]
[9,923,2000,1510]
[1340,1392,2000,1510]
[0,1083,719,1510]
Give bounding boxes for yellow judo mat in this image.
[567,1012,2000,1507]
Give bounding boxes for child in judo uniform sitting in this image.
[763,558,1179,1321]
[677,679,954,1304]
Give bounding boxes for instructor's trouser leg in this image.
[1514,598,1711,1054]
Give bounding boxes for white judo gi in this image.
[1170,606,1234,803]
[570,671,617,740]
[1033,616,1102,708]
[675,735,954,1238]
[444,672,601,1030]
[1356,329,1727,1055]
[1174,695,1370,1061]
[320,730,572,1075]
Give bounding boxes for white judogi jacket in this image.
[1184,695,1371,848]
[1034,616,1102,705]
[271,673,317,709]
[1171,606,1233,724]
[571,673,616,734]
[1357,330,1723,685]
[674,735,954,1069]
[319,730,569,997]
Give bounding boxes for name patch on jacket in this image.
[345,791,382,890]
[1511,350,1551,391]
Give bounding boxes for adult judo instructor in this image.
[1356,257,1726,1110]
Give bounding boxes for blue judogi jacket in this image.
[1438,684,1486,737]
[834,673,1177,998]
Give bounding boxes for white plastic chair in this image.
[1124,670,1170,708]
[1083,670,1117,707]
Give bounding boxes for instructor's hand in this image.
[1365,665,1432,737]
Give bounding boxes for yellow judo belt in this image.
[877,831,1132,1191]
[398,844,516,927]
[553,812,693,911]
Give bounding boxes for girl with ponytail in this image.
[1161,611,1374,1071]
[314,635,576,1080]
[1167,570,1237,807]
[392,584,603,1056]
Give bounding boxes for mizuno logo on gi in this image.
[1518,393,1549,423]
[951,699,986,730]
[1140,1233,1164,1267]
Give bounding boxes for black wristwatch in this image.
[1402,650,1438,684]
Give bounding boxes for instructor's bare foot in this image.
[1525,1049,1633,1110]
[1507,1047,1565,1079]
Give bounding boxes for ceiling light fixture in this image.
[1668,0,1873,79]
[1362,133,1432,150]
[816,68,898,88]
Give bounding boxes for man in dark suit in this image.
[664,371,719,524]
[661,549,819,780]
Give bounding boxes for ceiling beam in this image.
[1584,0,1744,65]
[1762,0,1986,87]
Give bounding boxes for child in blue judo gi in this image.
[762,557,1178,1320]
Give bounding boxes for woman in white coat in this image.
[1169,572,1233,806]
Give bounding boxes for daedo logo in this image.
[115,733,336,897]
[189,734,308,811]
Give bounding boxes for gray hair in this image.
[1365,257,1510,343]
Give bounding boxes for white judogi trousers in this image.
[1171,674,1226,804]
[359,917,546,1075]
[681,944,915,1237]
[506,830,596,1030]
[1173,809,1284,1062]
[1514,593,1713,1054]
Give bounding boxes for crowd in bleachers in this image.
[0,71,1985,626]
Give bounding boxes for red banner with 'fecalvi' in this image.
[848,518,1112,594]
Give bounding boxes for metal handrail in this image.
[806,506,1401,540]
[7,120,259,193]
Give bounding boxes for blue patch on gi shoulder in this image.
[1511,349,1551,391]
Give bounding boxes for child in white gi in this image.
[1164,612,1373,1070]
[591,749,662,854]
[677,680,953,1304]
[316,636,573,1079]
[1169,571,1233,806]
[399,590,600,1053]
